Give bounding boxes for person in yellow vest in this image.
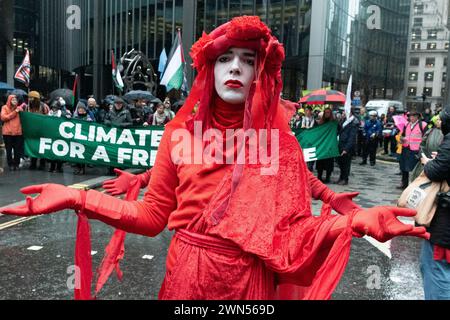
[397,109,428,189]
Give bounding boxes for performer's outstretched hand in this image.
[329,192,362,216]
[0,184,82,216]
[352,207,430,242]
[103,169,137,196]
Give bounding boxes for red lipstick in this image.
[225,80,243,88]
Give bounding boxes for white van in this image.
[365,100,405,117]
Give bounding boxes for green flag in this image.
[294,121,340,162]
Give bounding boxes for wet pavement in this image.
[0,152,426,300]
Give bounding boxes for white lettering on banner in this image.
[151,131,164,148]
[135,130,152,147]
[53,140,70,157]
[59,122,75,139]
[96,127,117,144]
[118,148,133,164]
[88,125,96,142]
[92,146,111,163]
[70,143,85,159]
[39,139,86,159]
[117,129,136,146]
[133,150,149,166]
[39,138,53,154]
[74,124,88,141]
[303,147,318,162]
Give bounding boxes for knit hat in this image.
[28,91,40,100]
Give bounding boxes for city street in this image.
[0,154,425,300]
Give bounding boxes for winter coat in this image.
[424,133,450,248]
[104,108,133,128]
[363,119,383,141]
[1,96,23,136]
[130,106,151,126]
[338,118,358,153]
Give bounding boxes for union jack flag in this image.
[14,49,31,87]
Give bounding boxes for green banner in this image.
[21,113,338,168]
[20,113,164,169]
[294,121,339,162]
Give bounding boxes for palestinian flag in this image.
[14,49,31,87]
[160,30,185,92]
[111,50,124,91]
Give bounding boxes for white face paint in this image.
[214,47,256,105]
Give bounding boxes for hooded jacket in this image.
[1,95,23,136]
[104,106,133,128]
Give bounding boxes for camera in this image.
[437,191,450,209]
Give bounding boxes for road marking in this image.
[362,217,414,259]
[142,255,154,260]
[27,246,43,251]
[376,159,398,165]
[91,251,98,256]
[0,216,39,230]
[364,237,392,259]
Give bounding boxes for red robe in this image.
[84,100,354,300]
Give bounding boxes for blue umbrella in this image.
[0,82,15,91]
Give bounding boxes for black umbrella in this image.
[49,89,74,106]
[102,95,117,105]
[123,90,156,102]
[8,89,28,97]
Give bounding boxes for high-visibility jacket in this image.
[402,121,427,151]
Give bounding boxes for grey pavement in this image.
[0,153,426,300]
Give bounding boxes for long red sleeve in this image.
[308,170,333,202]
[84,126,179,237]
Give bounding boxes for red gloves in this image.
[327,191,361,216]
[0,184,83,216]
[352,207,430,242]
[103,169,152,196]
[308,171,361,215]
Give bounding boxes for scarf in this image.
[342,115,355,129]
[153,112,168,126]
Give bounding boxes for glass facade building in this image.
[2,0,411,103]
[321,0,411,102]
[0,0,39,91]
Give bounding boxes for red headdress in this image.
[171,16,295,225]
[170,15,293,133]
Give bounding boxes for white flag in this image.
[344,75,353,116]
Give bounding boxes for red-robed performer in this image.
[1,16,429,300]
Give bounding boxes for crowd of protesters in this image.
[0,91,183,175]
[290,102,446,188]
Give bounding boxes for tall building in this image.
[0,0,39,91]
[1,0,411,105]
[406,0,450,111]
